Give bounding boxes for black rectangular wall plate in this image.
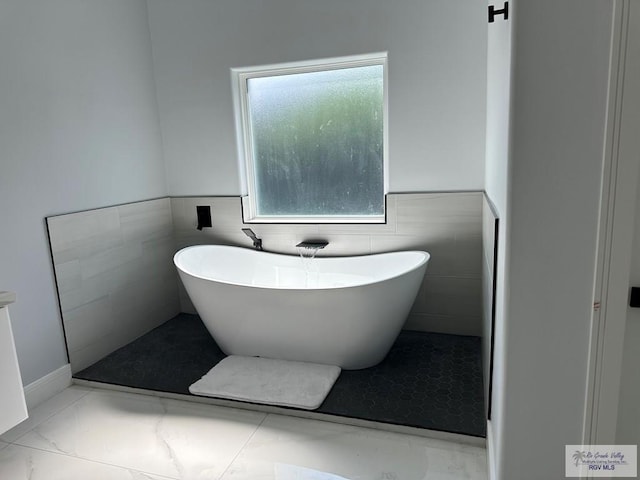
[630,287,640,308]
[196,205,212,230]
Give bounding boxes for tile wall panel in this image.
[47,198,180,373]
[481,195,499,415]
[171,192,484,335]
[405,313,483,336]
[48,193,486,373]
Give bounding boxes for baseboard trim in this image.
[486,419,497,480]
[23,364,72,410]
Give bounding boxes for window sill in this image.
[242,215,386,225]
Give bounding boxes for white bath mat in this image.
[189,355,341,410]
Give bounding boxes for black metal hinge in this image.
[489,2,509,23]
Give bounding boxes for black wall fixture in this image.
[488,2,509,23]
[196,205,212,230]
[630,287,640,308]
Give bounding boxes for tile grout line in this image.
[216,412,269,480]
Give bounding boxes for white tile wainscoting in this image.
[0,386,488,479]
[172,192,483,336]
[47,192,485,373]
[481,197,499,416]
[47,198,181,373]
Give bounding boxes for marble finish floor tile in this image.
[1,385,93,443]
[0,444,172,480]
[221,414,487,480]
[15,389,266,479]
[0,387,487,480]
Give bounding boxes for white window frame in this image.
[231,52,389,224]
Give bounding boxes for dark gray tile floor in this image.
[76,313,485,437]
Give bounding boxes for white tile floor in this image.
[0,386,487,480]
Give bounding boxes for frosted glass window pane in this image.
[247,65,384,217]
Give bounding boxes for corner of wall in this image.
[486,419,499,480]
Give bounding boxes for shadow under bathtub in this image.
[75,313,485,438]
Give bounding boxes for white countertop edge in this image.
[0,291,16,307]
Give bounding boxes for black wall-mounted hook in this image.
[489,2,509,23]
[630,287,640,308]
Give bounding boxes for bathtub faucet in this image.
[296,240,329,249]
[241,228,263,251]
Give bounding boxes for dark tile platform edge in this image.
[71,378,487,447]
[73,375,486,439]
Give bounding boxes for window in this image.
[232,53,387,223]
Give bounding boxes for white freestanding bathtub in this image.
[174,245,429,369]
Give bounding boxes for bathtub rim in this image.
[173,244,429,291]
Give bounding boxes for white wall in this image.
[0,0,167,385]
[484,1,512,214]
[490,1,614,479]
[147,0,487,196]
[483,0,512,474]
